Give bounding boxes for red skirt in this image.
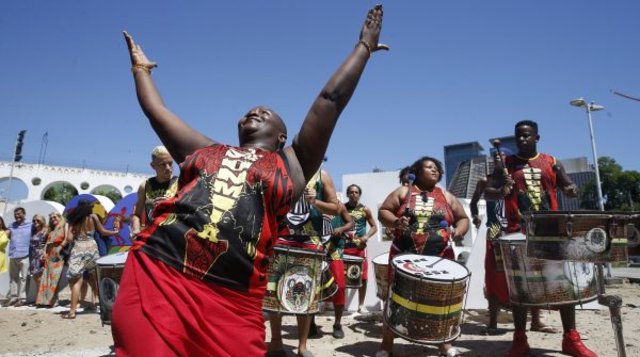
[484,241,510,307]
[112,250,266,357]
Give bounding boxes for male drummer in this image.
[131,145,178,238]
[498,120,597,357]
[470,147,556,335]
[267,169,340,357]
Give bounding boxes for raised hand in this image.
[359,4,389,53]
[123,31,157,72]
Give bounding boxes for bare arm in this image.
[123,31,216,163]
[360,206,378,242]
[290,5,388,181]
[469,178,486,228]
[131,181,146,235]
[91,214,119,237]
[554,161,578,197]
[306,170,340,216]
[378,186,409,231]
[332,204,354,236]
[445,191,470,244]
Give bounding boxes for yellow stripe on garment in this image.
[390,293,462,315]
[321,277,335,290]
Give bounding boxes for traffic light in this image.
[14,130,26,162]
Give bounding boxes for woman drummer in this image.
[376,156,469,357]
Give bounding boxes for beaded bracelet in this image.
[131,64,151,75]
[356,40,372,55]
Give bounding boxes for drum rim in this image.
[273,244,325,256]
[372,252,390,264]
[391,253,470,282]
[343,254,364,262]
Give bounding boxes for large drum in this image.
[319,261,338,302]
[343,254,365,288]
[385,254,470,345]
[525,211,631,263]
[263,245,324,314]
[95,251,128,325]
[373,252,390,300]
[499,233,598,307]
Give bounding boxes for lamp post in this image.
[569,97,605,211]
[569,100,628,357]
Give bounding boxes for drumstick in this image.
[490,139,509,177]
[402,173,416,218]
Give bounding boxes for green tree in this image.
[43,183,78,206]
[579,157,640,211]
[92,186,123,205]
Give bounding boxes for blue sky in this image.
[1,1,639,192]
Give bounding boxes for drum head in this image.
[373,252,389,265]
[498,232,526,242]
[277,266,316,313]
[391,254,469,282]
[343,254,364,263]
[96,251,128,266]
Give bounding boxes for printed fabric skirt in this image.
[36,244,65,306]
[66,239,99,279]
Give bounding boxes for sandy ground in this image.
[1,283,639,357]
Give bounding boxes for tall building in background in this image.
[488,135,517,155]
[443,141,484,188]
[556,157,595,210]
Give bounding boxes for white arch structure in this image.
[0,161,149,203]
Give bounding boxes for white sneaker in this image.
[357,305,369,314]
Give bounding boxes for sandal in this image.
[61,313,76,320]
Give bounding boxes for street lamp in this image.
[570,97,605,211]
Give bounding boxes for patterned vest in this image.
[135,145,294,297]
[393,186,453,256]
[504,153,558,233]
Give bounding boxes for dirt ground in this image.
[1,283,639,356]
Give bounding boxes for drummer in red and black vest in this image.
[343,184,378,313]
[470,147,556,336]
[267,169,340,357]
[498,120,597,357]
[376,156,469,357]
[113,6,387,356]
[131,145,178,239]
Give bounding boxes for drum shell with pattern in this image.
[500,233,598,307]
[525,211,631,263]
[343,254,364,288]
[385,254,470,345]
[320,261,338,302]
[373,252,390,300]
[95,251,128,325]
[263,245,324,314]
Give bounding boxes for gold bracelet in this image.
[356,40,372,55]
[131,64,151,75]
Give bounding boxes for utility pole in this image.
[3,130,27,215]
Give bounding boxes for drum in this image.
[343,254,365,288]
[320,261,338,301]
[499,233,598,307]
[525,211,631,263]
[385,254,470,344]
[95,251,128,325]
[263,245,324,314]
[373,252,390,300]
